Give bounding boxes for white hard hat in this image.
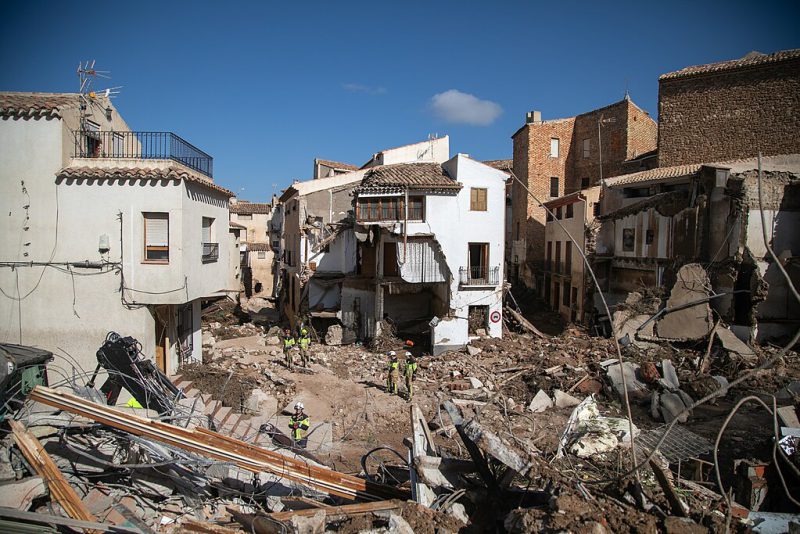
[405,351,412,357]
[388,351,396,356]
[294,402,304,410]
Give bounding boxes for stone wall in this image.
[658,58,800,166]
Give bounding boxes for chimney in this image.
[526,110,542,124]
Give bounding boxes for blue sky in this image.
[2,1,798,199]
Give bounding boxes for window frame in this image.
[470,187,488,211]
[356,195,425,223]
[549,177,559,198]
[582,138,590,158]
[143,212,170,264]
[550,138,560,158]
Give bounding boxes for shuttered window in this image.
[144,212,169,263]
[202,217,214,243]
[470,188,487,211]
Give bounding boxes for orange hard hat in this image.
[405,340,414,347]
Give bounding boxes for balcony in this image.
[202,242,219,263]
[459,266,499,287]
[74,131,213,178]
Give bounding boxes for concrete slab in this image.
[0,477,46,510]
[656,264,713,341]
[716,327,758,364]
[528,390,553,413]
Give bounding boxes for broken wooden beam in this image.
[442,400,499,494]
[266,499,403,521]
[9,420,100,532]
[504,306,548,339]
[648,458,689,517]
[28,386,408,502]
[461,418,540,479]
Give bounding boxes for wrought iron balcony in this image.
[202,242,219,263]
[459,266,499,286]
[74,130,213,178]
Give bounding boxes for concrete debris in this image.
[0,476,47,510]
[558,396,639,458]
[656,263,714,341]
[604,361,650,400]
[325,324,343,345]
[528,389,553,413]
[466,345,483,356]
[553,389,582,408]
[716,326,758,365]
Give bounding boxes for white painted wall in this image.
[366,136,450,167]
[395,155,506,350]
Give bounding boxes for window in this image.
[467,243,489,281]
[563,283,571,306]
[555,241,561,273]
[556,207,562,220]
[646,229,654,245]
[546,241,552,271]
[565,241,572,272]
[582,139,590,158]
[515,221,520,240]
[258,251,266,259]
[550,138,559,158]
[470,188,488,211]
[546,211,553,222]
[143,212,169,263]
[550,177,559,198]
[238,213,253,220]
[566,203,574,219]
[593,202,600,217]
[272,240,280,249]
[581,177,590,189]
[202,217,218,262]
[623,228,635,251]
[356,196,425,222]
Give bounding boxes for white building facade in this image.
[0,92,235,374]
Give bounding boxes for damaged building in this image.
[278,136,450,332]
[594,155,800,344]
[351,154,508,354]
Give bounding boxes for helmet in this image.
[284,328,291,334]
[294,402,304,411]
[405,340,414,347]
[388,351,396,357]
[300,328,308,335]
[405,351,412,357]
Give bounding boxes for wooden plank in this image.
[648,459,688,517]
[265,500,403,522]
[9,420,99,532]
[28,386,407,503]
[504,307,548,339]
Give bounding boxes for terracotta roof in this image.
[482,159,513,172]
[660,49,800,80]
[56,164,234,196]
[229,221,247,229]
[316,159,358,171]
[604,164,703,187]
[245,242,273,251]
[230,202,272,214]
[0,92,80,119]
[356,163,461,193]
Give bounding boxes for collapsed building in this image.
[277,136,509,353]
[593,155,800,344]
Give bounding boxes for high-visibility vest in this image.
[298,336,310,349]
[289,414,309,440]
[388,360,399,373]
[405,361,417,376]
[284,337,296,349]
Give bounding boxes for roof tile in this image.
[230,202,272,214]
[660,49,800,80]
[56,164,234,196]
[0,92,80,119]
[357,163,461,193]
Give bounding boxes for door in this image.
[154,309,168,374]
[383,242,399,277]
[468,243,489,282]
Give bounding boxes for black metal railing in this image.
[459,266,499,286]
[74,131,213,178]
[202,242,219,263]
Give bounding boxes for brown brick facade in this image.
[511,98,657,266]
[658,56,800,167]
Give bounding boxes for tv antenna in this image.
[77,60,122,128]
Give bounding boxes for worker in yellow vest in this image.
[404,351,418,400]
[283,328,296,370]
[387,351,399,395]
[288,402,310,449]
[298,328,311,367]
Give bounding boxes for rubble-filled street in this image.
[1,4,799,532]
[2,286,798,533]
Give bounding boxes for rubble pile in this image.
[1,296,798,533]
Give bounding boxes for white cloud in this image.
[342,83,387,95]
[430,89,502,126]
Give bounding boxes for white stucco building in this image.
[0,92,235,374]
[351,154,508,354]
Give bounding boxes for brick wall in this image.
[512,99,657,265]
[658,58,800,167]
